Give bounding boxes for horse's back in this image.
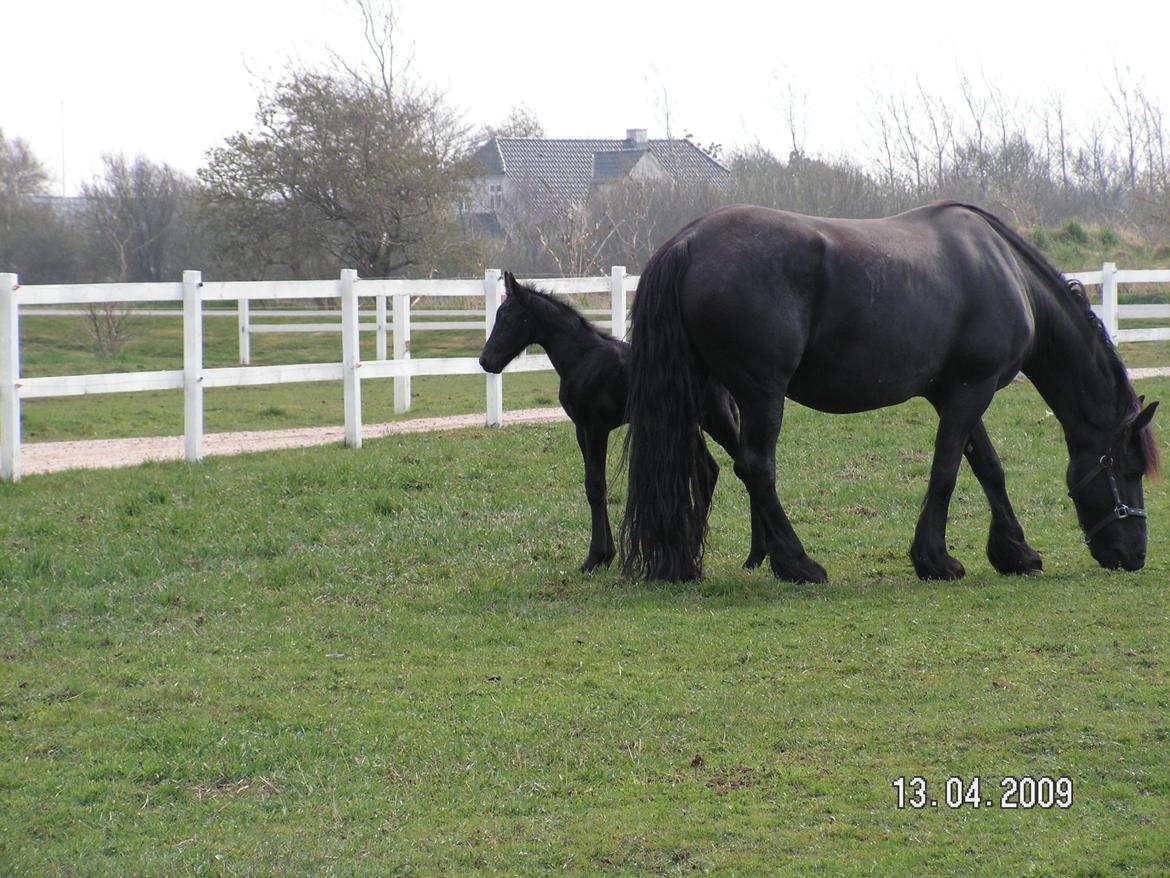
[675,203,1036,412]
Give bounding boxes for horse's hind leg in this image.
[701,385,767,568]
[733,395,827,584]
[576,424,616,573]
[964,419,1043,575]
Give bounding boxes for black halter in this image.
[1068,454,1147,544]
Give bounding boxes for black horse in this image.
[479,271,763,572]
[620,202,1159,582]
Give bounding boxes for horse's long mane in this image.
[516,280,615,340]
[950,202,1158,475]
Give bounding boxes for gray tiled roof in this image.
[591,148,656,182]
[473,136,731,208]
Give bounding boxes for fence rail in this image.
[1,268,633,482]
[1068,263,1170,344]
[2,263,1167,482]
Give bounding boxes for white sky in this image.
[4,0,1168,195]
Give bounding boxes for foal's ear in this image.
[503,271,526,301]
[1132,400,1159,433]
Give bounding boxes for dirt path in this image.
[19,367,1170,477]
[21,408,568,476]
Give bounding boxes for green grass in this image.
[2,379,1169,875]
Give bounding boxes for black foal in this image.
[479,271,763,573]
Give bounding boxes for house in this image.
[468,128,731,231]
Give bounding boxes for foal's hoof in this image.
[912,552,966,581]
[742,549,767,570]
[771,555,828,584]
[580,553,614,574]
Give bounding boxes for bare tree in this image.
[1108,65,1141,190]
[82,155,192,283]
[80,155,196,355]
[917,79,954,191]
[481,105,545,140]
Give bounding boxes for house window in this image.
[489,184,503,210]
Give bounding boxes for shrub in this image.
[1057,221,1089,246]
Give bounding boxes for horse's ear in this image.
[504,271,526,302]
[1132,400,1158,433]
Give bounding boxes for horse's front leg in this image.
[576,424,616,573]
[964,419,1043,575]
[911,386,996,580]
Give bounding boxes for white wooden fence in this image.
[1067,263,1170,344]
[0,268,635,482]
[2,263,1167,482]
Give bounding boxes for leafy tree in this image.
[0,129,48,198]
[0,129,88,283]
[199,1,478,279]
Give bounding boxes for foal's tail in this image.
[619,239,710,581]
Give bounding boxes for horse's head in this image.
[479,271,537,373]
[1067,400,1159,571]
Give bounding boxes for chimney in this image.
[625,128,647,146]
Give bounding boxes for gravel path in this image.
[21,408,568,476]
[19,367,1170,477]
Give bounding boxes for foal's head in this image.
[479,271,539,373]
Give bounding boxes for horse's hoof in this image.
[913,553,966,581]
[742,550,767,570]
[771,555,828,584]
[988,536,1043,576]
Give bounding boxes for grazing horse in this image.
[479,272,764,572]
[620,202,1159,582]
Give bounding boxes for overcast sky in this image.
[4,0,1167,195]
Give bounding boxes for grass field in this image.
[2,375,1169,875]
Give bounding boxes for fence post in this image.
[1101,262,1119,344]
[183,270,204,463]
[376,294,388,362]
[484,268,503,426]
[341,269,363,448]
[393,294,412,413]
[237,296,251,365]
[610,265,627,340]
[1,273,20,482]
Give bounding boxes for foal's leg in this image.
[733,395,827,584]
[912,385,997,581]
[576,424,616,573]
[964,419,1043,575]
[701,389,767,568]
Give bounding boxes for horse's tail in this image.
[619,239,710,581]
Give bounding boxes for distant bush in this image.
[1031,228,1050,251]
[1057,221,1089,246]
[1099,228,1120,248]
